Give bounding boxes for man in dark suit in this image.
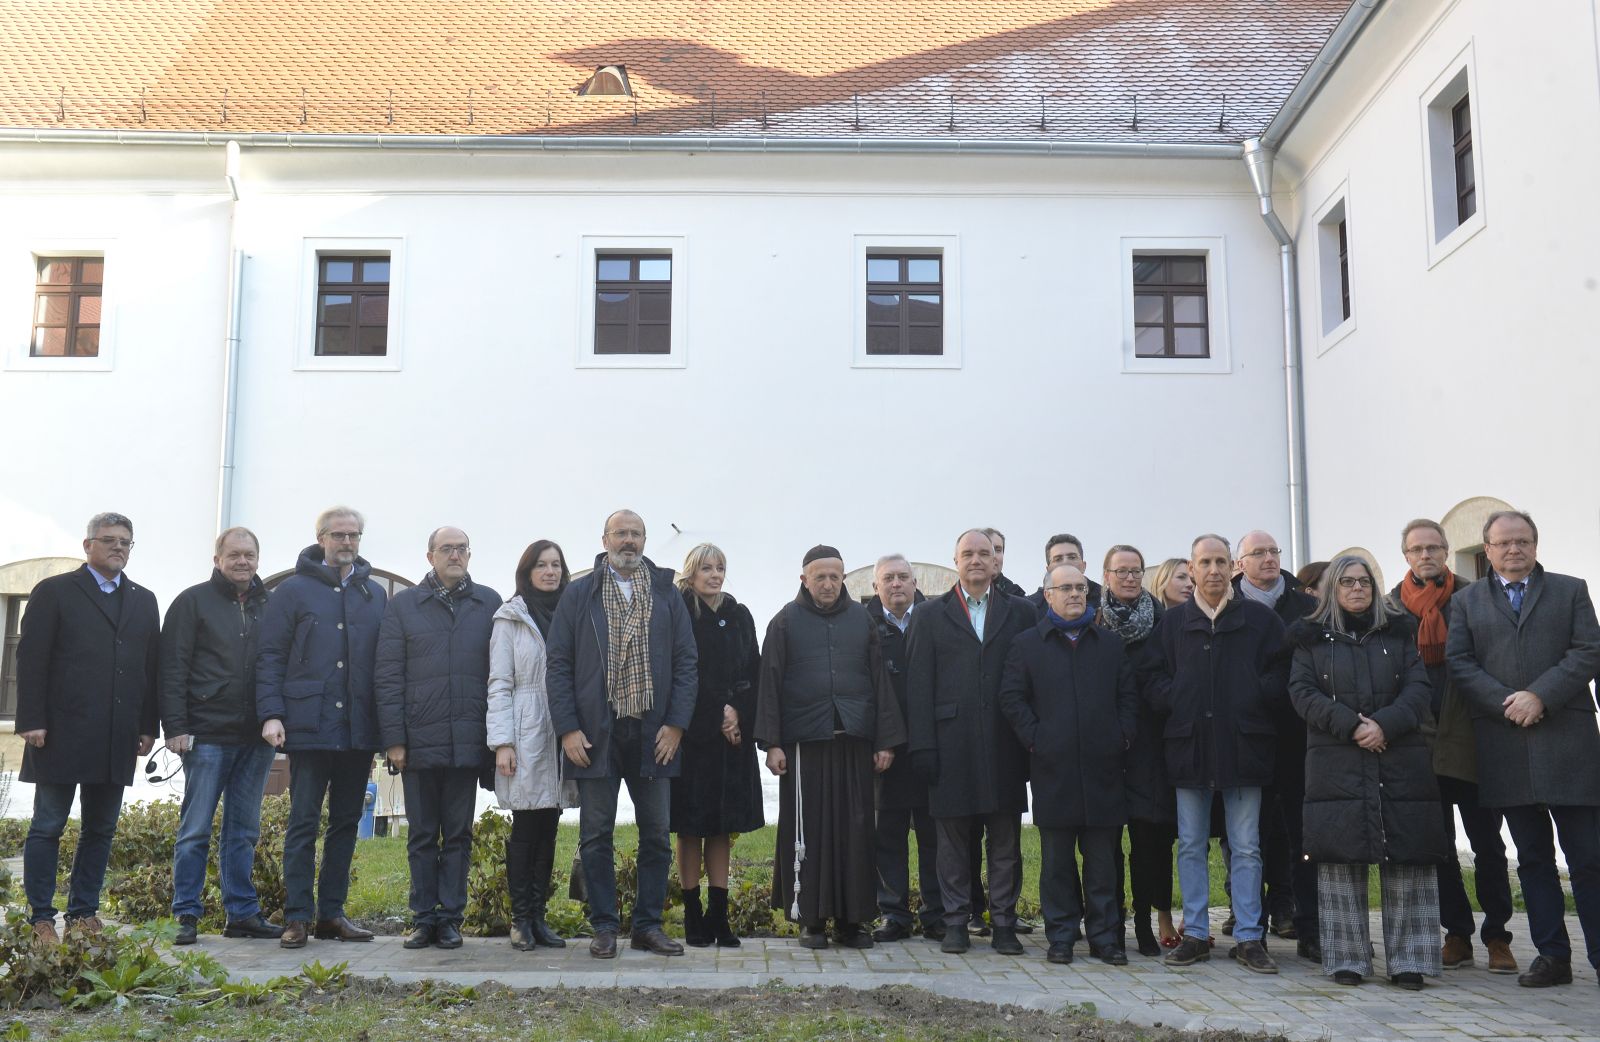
[1446,509,1600,989]
[17,511,160,945]
[906,529,1035,956]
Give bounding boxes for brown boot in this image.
[280,920,309,949]
[1486,938,1518,974]
[31,921,60,947]
[1442,934,1474,969]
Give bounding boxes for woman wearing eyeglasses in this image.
[1287,554,1447,989]
[1096,545,1178,956]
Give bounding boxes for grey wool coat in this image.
[1444,564,1600,808]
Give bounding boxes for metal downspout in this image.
[1243,138,1310,572]
[217,141,244,532]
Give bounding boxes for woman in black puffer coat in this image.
[1288,555,1448,990]
[671,543,764,948]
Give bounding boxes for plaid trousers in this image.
[1317,861,1443,977]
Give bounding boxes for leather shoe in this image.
[175,914,199,946]
[280,920,309,949]
[1296,938,1322,962]
[1390,972,1425,991]
[590,930,619,959]
[1333,970,1362,986]
[1518,954,1572,988]
[991,926,1024,955]
[922,920,946,941]
[31,921,59,947]
[798,923,829,949]
[403,924,435,949]
[434,922,463,949]
[1047,942,1073,964]
[223,914,285,940]
[1486,938,1518,974]
[1092,945,1129,966]
[630,927,684,955]
[314,916,373,942]
[941,924,971,954]
[834,923,874,949]
[872,920,912,943]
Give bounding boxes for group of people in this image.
[14,508,1600,995]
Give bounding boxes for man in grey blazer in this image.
[1445,510,1600,989]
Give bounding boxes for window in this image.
[1313,186,1355,347]
[315,255,390,356]
[31,256,102,357]
[1452,96,1475,225]
[1131,255,1208,359]
[1420,48,1484,266]
[595,254,672,355]
[865,254,943,356]
[579,65,632,97]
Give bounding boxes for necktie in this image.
[1507,581,1525,618]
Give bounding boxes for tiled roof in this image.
[0,0,1350,144]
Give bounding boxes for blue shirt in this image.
[86,564,121,593]
[1493,571,1532,605]
[960,584,989,639]
[882,601,914,633]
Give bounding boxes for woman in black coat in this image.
[1098,545,1176,956]
[671,543,763,948]
[1289,555,1448,990]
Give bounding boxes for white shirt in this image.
[608,564,635,602]
[883,600,915,633]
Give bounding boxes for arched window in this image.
[1439,496,1517,580]
[578,65,632,97]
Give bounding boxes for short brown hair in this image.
[1399,518,1447,553]
[1482,510,1537,545]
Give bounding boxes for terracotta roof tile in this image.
[0,0,1349,142]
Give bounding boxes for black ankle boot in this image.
[506,839,536,950]
[707,886,740,948]
[682,886,711,947]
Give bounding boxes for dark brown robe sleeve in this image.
[867,616,907,751]
[754,609,788,750]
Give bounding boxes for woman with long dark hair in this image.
[671,542,764,947]
[487,539,578,949]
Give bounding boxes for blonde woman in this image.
[1146,557,1194,609]
[671,543,764,947]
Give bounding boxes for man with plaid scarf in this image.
[547,509,699,958]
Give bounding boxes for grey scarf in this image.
[1238,575,1284,608]
[1098,589,1157,643]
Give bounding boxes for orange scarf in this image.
[1399,570,1455,666]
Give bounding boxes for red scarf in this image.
[1399,570,1455,666]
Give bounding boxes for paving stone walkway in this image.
[191,911,1600,1042]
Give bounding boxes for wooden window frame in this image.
[31,256,103,358]
[1420,49,1485,267]
[1337,219,1351,323]
[593,253,673,356]
[314,254,390,357]
[864,253,944,357]
[1451,95,1476,226]
[1131,255,1210,360]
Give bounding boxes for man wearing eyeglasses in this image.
[1389,518,1515,976]
[161,526,283,946]
[16,511,160,946]
[256,506,387,949]
[1026,534,1103,620]
[1230,530,1318,959]
[374,526,502,951]
[1446,509,1600,989]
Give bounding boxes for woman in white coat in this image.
[487,539,578,949]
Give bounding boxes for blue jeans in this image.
[576,769,671,935]
[171,741,278,920]
[1176,786,1263,941]
[282,750,372,923]
[23,781,125,924]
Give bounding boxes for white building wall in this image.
[1282,0,1600,586]
[3,146,1294,623]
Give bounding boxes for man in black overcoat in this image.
[1445,509,1600,989]
[1000,564,1138,966]
[17,511,160,945]
[906,529,1035,955]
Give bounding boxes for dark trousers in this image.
[1040,825,1120,949]
[283,749,371,923]
[402,766,479,927]
[875,804,943,928]
[937,812,1019,929]
[1276,776,1320,941]
[1502,803,1600,968]
[965,817,1024,919]
[1128,818,1176,915]
[1436,775,1513,943]
[23,781,125,924]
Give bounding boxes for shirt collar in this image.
[959,584,989,608]
[86,564,121,590]
[1494,571,1531,589]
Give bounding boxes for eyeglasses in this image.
[1487,539,1534,550]
[1404,544,1447,556]
[323,531,362,542]
[1108,567,1145,579]
[91,536,134,549]
[1336,576,1374,589]
[434,544,471,557]
[1241,547,1282,559]
[606,528,645,540]
[1046,583,1089,594]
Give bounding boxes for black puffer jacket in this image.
[159,570,269,744]
[374,577,503,770]
[1288,614,1447,865]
